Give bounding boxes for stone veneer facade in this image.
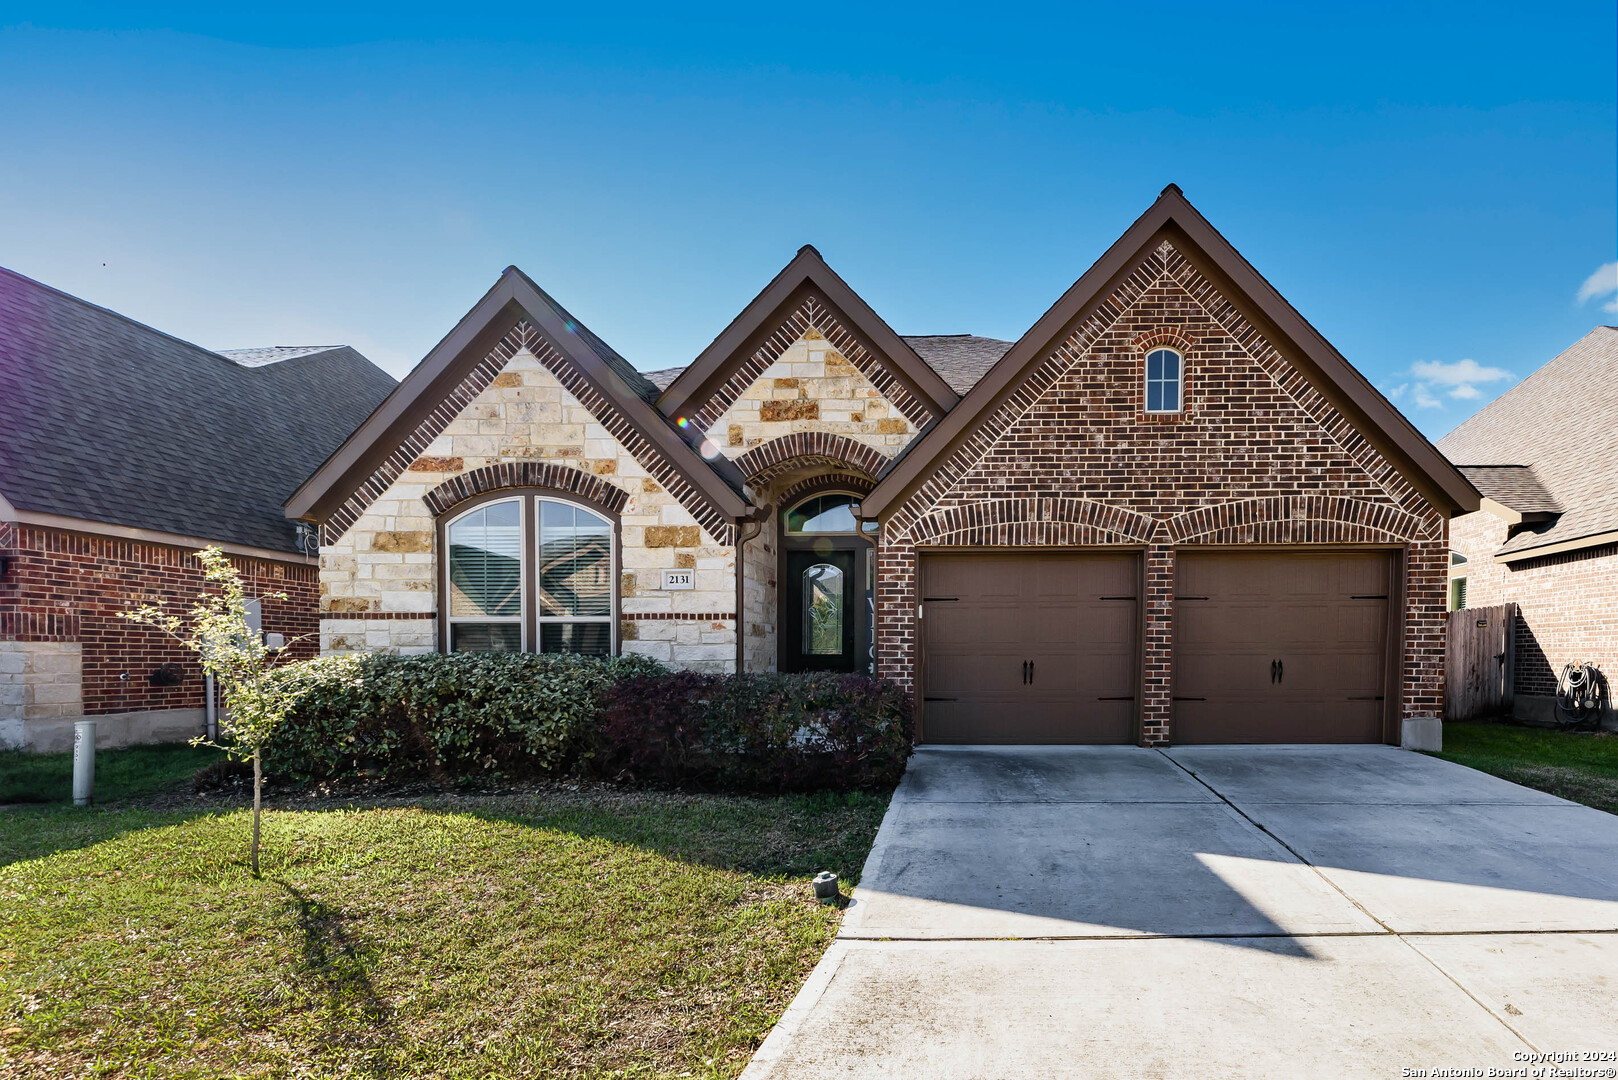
[319,347,738,671]
[874,240,1450,741]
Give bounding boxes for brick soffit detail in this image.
[890,241,1444,542]
[322,319,735,548]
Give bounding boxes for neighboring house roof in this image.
[900,335,1015,395]
[1438,326,1618,560]
[0,265,397,555]
[219,345,348,367]
[284,266,753,537]
[862,185,1481,519]
[1452,466,1563,517]
[655,245,961,425]
[635,333,1011,397]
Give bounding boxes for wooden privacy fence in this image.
[1446,602,1516,721]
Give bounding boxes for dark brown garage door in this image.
[1175,551,1392,743]
[920,553,1138,744]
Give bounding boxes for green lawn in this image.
[0,742,225,805]
[1,763,889,1079]
[1435,721,1618,814]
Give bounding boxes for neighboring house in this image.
[1438,327,1618,727]
[0,267,396,751]
[286,186,1479,746]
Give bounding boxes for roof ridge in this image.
[0,264,238,368]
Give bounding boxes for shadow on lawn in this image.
[276,880,397,1077]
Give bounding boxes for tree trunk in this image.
[251,747,262,878]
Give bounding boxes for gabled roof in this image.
[634,333,1011,398]
[863,185,1481,519]
[1438,326,1618,559]
[656,245,960,423]
[0,265,396,554]
[284,266,752,529]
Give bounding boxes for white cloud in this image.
[1410,358,1513,388]
[1395,358,1512,412]
[1577,261,1618,309]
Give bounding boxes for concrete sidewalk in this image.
[742,745,1618,1079]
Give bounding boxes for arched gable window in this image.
[442,492,616,655]
[1145,347,1184,413]
[785,492,879,535]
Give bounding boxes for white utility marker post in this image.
[72,719,96,805]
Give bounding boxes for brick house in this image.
[1438,327,1618,728]
[0,267,395,751]
[287,186,1479,745]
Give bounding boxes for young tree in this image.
[122,546,305,877]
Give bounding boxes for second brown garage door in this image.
[1175,551,1393,743]
[920,553,1138,744]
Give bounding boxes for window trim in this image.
[1144,347,1185,414]
[436,487,620,656]
[443,495,527,652]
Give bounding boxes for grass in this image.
[0,742,225,805]
[0,758,890,1079]
[1435,720,1618,814]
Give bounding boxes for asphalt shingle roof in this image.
[0,266,398,554]
[900,335,1015,394]
[1438,326,1618,556]
[634,333,1014,399]
[1452,466,1563,516]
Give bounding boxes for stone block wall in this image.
[318,347,737,671]
[740,522,777,672]
[704,329,919,466]
[876,239,1451,740]
[0,641,82,748]
[1450,510,1618,698]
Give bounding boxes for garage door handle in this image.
[1271,659,1277,684]
[1021,660,1029,684]
[1277,660,1283,684]
[1029,660,1034,684]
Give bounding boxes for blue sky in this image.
[1,3,1612,439]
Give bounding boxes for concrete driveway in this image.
[743,746,1618,1079]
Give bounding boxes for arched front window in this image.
[1145,347,1183,413]
[785,492,878,535]
[443,494,615,655]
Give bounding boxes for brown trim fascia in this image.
[1495,528,1618,564]
[862,185,1481,519]
[657,246,959,421]
[0,508,314,565]
[503,270,752,520]
[285,273,521,523]
[284,267,752,528]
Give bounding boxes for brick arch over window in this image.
[734,432,890,486]
[776,472,875,511]
[1164,496,1436,545]
[1133,327,1198,354]
[909,498,1159,547]
[422,463,630,517]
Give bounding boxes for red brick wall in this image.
[1449,511,1618,696]
[876,238,1449,742]
[0,523,317,714]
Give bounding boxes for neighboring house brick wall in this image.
[319,348,737,671]
[876,240,1448,740]
[704,329,920,466]
[0,522,316,747]
[1450,510,1618,699]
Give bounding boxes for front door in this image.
[783,548,858,672]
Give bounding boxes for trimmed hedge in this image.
[260,651,663,783]
[259,653,913,792]
[601,671,913,792]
